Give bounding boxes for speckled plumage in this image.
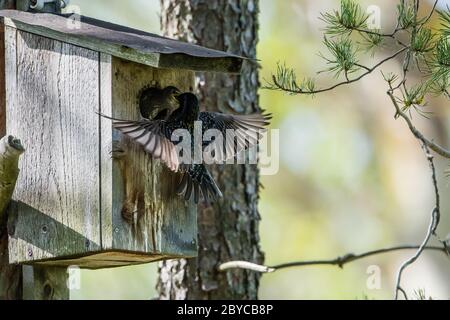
[101,92,271,203]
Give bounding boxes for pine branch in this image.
[267,47,408,94]
[319,37,360,78]
[320,0,369,36]
[437,5,450,37]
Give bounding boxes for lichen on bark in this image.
[0,135,24,300]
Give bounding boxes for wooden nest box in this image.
[0,10,243,269]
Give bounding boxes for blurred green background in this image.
[66,0,450,300]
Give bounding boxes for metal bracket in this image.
[16,0,69,13]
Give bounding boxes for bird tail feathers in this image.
[176,164,223,204]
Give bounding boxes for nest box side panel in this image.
[0,23,6,137]
[100,56,197,258]
[5,27,102,264]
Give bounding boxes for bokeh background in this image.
[66,0,450,300]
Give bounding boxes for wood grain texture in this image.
[6,29,101,263]
[4,28,198,269]
[100,57,197,258]
[0,12,243,73]
[99,53,113,251]
[29,251,177,269]
[22,265,69,300]
[0,24,21,301]
[0,22,5,137]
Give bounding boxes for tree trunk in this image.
[158,0,263,300]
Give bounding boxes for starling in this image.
[100,92,271,203]
[138,85,181,120]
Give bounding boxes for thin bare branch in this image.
[394,209,439,299]
[394,140,441,299]
[218,244,448,273]
[420,0,439,26]
[219,261,275,273]
[387,90,450,158]
[426,145,441,234]
[398,287,409,300]
[352,27,408,47]
[352,27,402,39]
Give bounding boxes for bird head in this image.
[162,86,182,110]
[176,92,200,121]
[164,86,181,98]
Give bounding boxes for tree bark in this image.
[158,0,263,300]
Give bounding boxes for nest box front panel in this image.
[99,56,197,258]
[4,25,198,267]
[5,27,102,263]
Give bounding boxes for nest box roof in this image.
[0,10,244,73]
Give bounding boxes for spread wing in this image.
[99,113,180,172]
[199,112,271,162]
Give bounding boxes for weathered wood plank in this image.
[22,265,69,300]
[0,22,5,138]
[99,53,113,250]
[4,29,198,269]
[6,30,101,263]
[0,11,243,73]
[158,53,240,74]
[30,251,177,269]
[101,57,197,257]
[2,17,160,69]
[0,22,21,300]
